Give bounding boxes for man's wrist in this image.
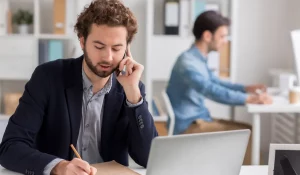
[124,85,141,104]
[246,94,258,104]
[51,160,69,175]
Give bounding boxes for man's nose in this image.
[102,49,113,61]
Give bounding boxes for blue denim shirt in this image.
[166,44,248,135]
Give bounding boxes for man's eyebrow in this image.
[93,41,123,47]
[93,41,106,45]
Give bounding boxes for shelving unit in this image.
[146,0,240,119]
[0,0,169,123]
[0,0,85,79]
[0,0,90,117]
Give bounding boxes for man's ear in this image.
[79,37,85,50]
[202,30,212,42]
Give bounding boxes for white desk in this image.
[247,89,300,165]
[0,165,268,175]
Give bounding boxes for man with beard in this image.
[166,11,272,164]
[0,0,157,175]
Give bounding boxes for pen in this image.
[70,144,82,159]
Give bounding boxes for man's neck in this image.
[83,59,110,94]
[195,41,209,57]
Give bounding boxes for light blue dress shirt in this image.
[166,44,247,135]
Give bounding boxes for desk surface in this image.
[0,166,268,175]
[247,96,300,113]
[247,88,300,113]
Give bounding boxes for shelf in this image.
[151,34,232,41]
[38,34,75,40]
[0,34,35,38]
[152,34,193,39]
[152,35,194,40]
[0,34,75,40]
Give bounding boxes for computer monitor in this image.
[290,30,300,86]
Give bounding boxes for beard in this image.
[83,47,119,78]
[208,41,218,52]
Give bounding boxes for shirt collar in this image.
[189,44,207,62]
[82,68,112,94]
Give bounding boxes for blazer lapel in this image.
[66,86,83,148]
[64,56,84,159]
[100,75,124,160]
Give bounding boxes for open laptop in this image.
[146,129,250,175]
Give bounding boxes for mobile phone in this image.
[116,51,127,76]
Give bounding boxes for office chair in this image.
[161,90,175,136]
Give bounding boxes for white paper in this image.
[165,2,179,27]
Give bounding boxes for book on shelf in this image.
[164,0,180,35]
[191,0,206,22]
[163,0,222,37]
[191,0,221,22]
[6,9,12,34]
[53,0,66,34]
[49,40,64,61]
[39,40,64,64]
[39,40,49,64]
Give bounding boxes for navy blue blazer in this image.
[0,56,158,175]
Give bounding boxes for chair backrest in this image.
[161,90,175,136]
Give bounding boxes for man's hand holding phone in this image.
[116,45,144,104]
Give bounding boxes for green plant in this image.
[13,9,33,25]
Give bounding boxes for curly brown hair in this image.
[74,0,138,43]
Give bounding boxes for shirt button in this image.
[85,124,90,128]
[83,147,87,151]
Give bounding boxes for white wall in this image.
[234,0,300,163]
[123,0,147,82]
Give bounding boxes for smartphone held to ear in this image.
[116,52,127,76]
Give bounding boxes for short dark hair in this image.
[193,11,230,41]
[74,0,138,43]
